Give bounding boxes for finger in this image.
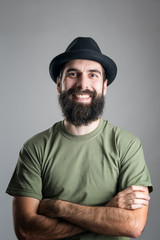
[119,193,150,207]
[125,204,147,210]
[121,198,149,210]
[126,198,149,206]
[124,192,150,201]
[119,186,147,196]
[118,196,149,209]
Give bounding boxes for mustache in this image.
[63,87,96,97]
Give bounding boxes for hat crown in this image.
[65,37,102,53]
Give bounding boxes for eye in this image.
[67,72,78,78]
[90,73,98,78]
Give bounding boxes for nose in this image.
[77,73,89,89]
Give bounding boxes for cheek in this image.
[63,79,76,91]
[94,82,104,93]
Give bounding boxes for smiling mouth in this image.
[74,94,91,99]
[72,93,92,102]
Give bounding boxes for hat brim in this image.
[49,49,117,86]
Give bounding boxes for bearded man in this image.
[6,37,153,240]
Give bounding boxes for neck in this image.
[64,118,101,135]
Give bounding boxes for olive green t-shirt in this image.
[6,119,153,240]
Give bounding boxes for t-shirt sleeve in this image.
[6,144,43,200]
[118,137,153,193]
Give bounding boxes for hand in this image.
[106,185,150,210]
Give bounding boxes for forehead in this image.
[63,59,103,72]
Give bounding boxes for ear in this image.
[103,79,108,95]
[57,77,61,93]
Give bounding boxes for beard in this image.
[58,87,105,126]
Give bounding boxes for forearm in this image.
[42,199,148,238]
[58,201,135,237]
[13,197,85,240]
[16,214,84,240]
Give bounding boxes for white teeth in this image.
[75,94,90,99]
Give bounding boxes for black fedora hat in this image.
[49,37,117,86]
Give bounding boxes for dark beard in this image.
[58,87,105,126]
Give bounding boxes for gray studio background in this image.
[1,0,159,239]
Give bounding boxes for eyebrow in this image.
[66,68,102,75]
[66,68,80,73]
[88,69,102,75]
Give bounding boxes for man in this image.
[6,37,153,240]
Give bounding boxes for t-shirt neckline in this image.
[59,118,106,141]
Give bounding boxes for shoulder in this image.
[21,121,62,154]
[108,121,139,140]
[103,120,139,140]
[102,120,142,154]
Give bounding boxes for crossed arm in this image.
[13,186,150,240]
